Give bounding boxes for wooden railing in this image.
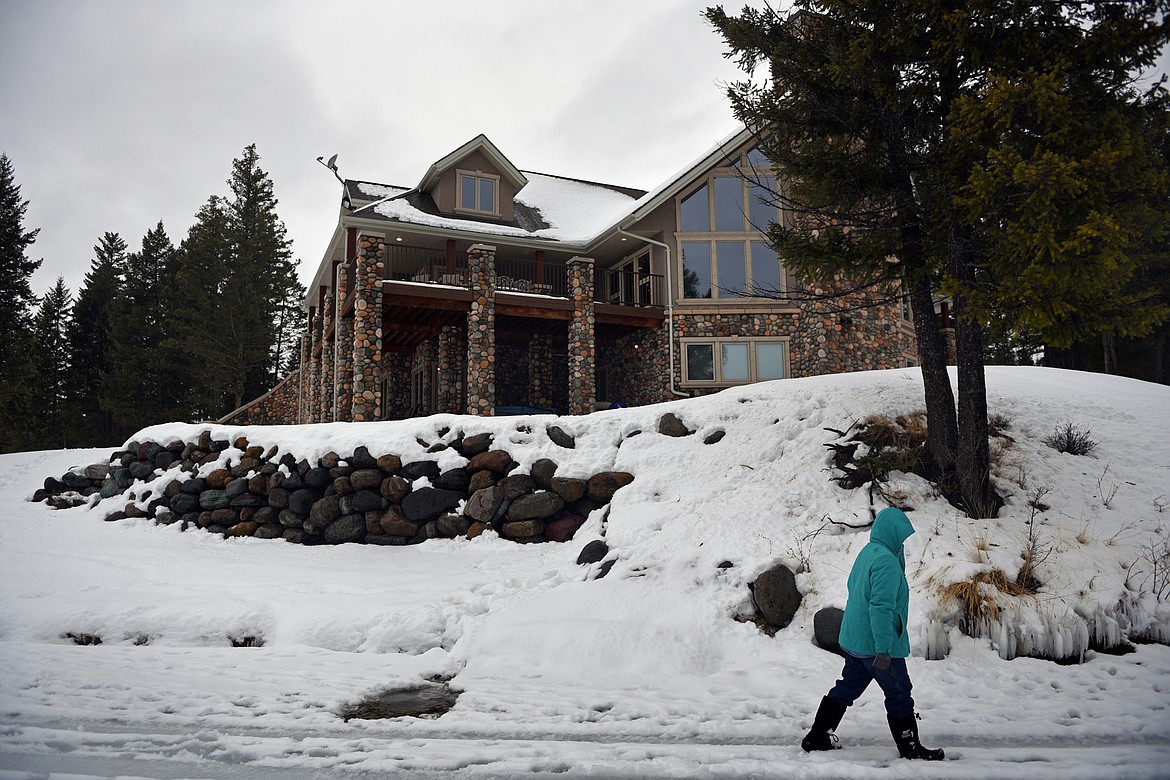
[377,245,663,307]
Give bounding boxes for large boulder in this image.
[349,469,382,491]
[576,539,609,565]
[585,471,634,504]
[544,512,587,542]
[507,491,564,522]
[400,460,441,481]
[324,514,367,544]
[658,412,691,437]
[434,468,470,493]
[402,487,463,522]
[813,607,845,656]
[304,494,342,534]
[287,488,323,516]
[466,449,513,476]
[465,486,505,524]
[459,432,493,457]
[751,564,802,630]
[530,458,558,490]
[550,477,586,503]
[378,506,419,537]
[546,425,576,449]
[498,474,535,501]
[380,475,412,503]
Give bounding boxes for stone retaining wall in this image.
[35,431,634,547]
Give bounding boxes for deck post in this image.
[319,285,335,423]
[306,306,321,423]
[352,232,385,422]
[567,257,596,415]
[438,324,466,414]
[333,261,353,422]
[465,244,497,416]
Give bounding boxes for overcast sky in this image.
[2,0,764,297]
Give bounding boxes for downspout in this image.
[617,228,688,397]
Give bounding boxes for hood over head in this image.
[870,507,915,559]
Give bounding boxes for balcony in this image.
[379,244,662,307]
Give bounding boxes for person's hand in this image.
[873,653,891,670]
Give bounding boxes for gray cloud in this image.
[1,0,754,296]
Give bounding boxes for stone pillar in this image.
[307,307,322,423]
[438,324,466,414]
[333,262,354,421]
[352,233,385,422]
[319,285,335,423]
[465,244,496,416]
[528,331,555,409]
[297,330,309,424]
[567,256,596,415]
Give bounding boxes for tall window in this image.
[456,170,499,216]
[677,147,784,300]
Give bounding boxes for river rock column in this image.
[307,307,322,423]
[319,286,335,423]
[466,244,496,416]
[528,331,555,409]
[333,262,354,422]
[352,233,385,422]
[567,256,596,415]
[297,330,310,423]
[438,324,466,414]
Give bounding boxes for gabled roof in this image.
[417,134,529,193]
[618,126,755,229]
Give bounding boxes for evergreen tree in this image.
[31,277,72,448]
[707,1,1170,516]
[0,154,42,453]
[173,146,304,418]
[101,222,177,438]
[66,233,126,446]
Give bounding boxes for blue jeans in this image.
[826,652,915,718]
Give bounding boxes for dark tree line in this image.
[0,146,304,452]
[707,0,1170,517]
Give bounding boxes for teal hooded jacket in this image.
[837,507,916,658]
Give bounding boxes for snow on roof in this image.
[367,171,645,245]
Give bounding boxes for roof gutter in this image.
[617,228,687,398]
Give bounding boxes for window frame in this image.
[455,169,501,217]
[675,147,784,301]
[680,336,790,387]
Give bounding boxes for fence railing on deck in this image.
[377,245,662,307]
[596,267,664,307]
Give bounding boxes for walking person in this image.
[801,507,944,760]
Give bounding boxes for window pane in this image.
[680,185,709,232]
[460,176,477,210]
[746,146,771,167]
[682,242,712,299]
[478,178,494,212]
[714,176,745,232]
[721,343,750,382]
[751,241,781,294]
[717,241,747,297]
[686,344,714,381]
[756,342,785,380]
[749,177,776,231]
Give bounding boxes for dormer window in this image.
[456,170,500,217]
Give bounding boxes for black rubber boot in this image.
[801,696,848,752]
[888,714,945,760]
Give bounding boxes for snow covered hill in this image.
[1,366,1167,779]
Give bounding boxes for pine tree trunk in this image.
[950,235,1000,518]
[907,277,957,483]
[1102,332,1117,374]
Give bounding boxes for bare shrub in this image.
[937,569,1036,638]
[1044,421,1097,456]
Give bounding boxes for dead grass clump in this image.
[939,569,1036,637]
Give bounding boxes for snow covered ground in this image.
[1,366,1168,779]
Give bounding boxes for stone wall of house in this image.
[218,369,302,426]
[352,234,385,422]
[497,340,529,407]
[382,352,412,420]
[36,431,635,549]
[601,325,671,407]
[466,245,497,415]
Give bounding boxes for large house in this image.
[225,127,918,425]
